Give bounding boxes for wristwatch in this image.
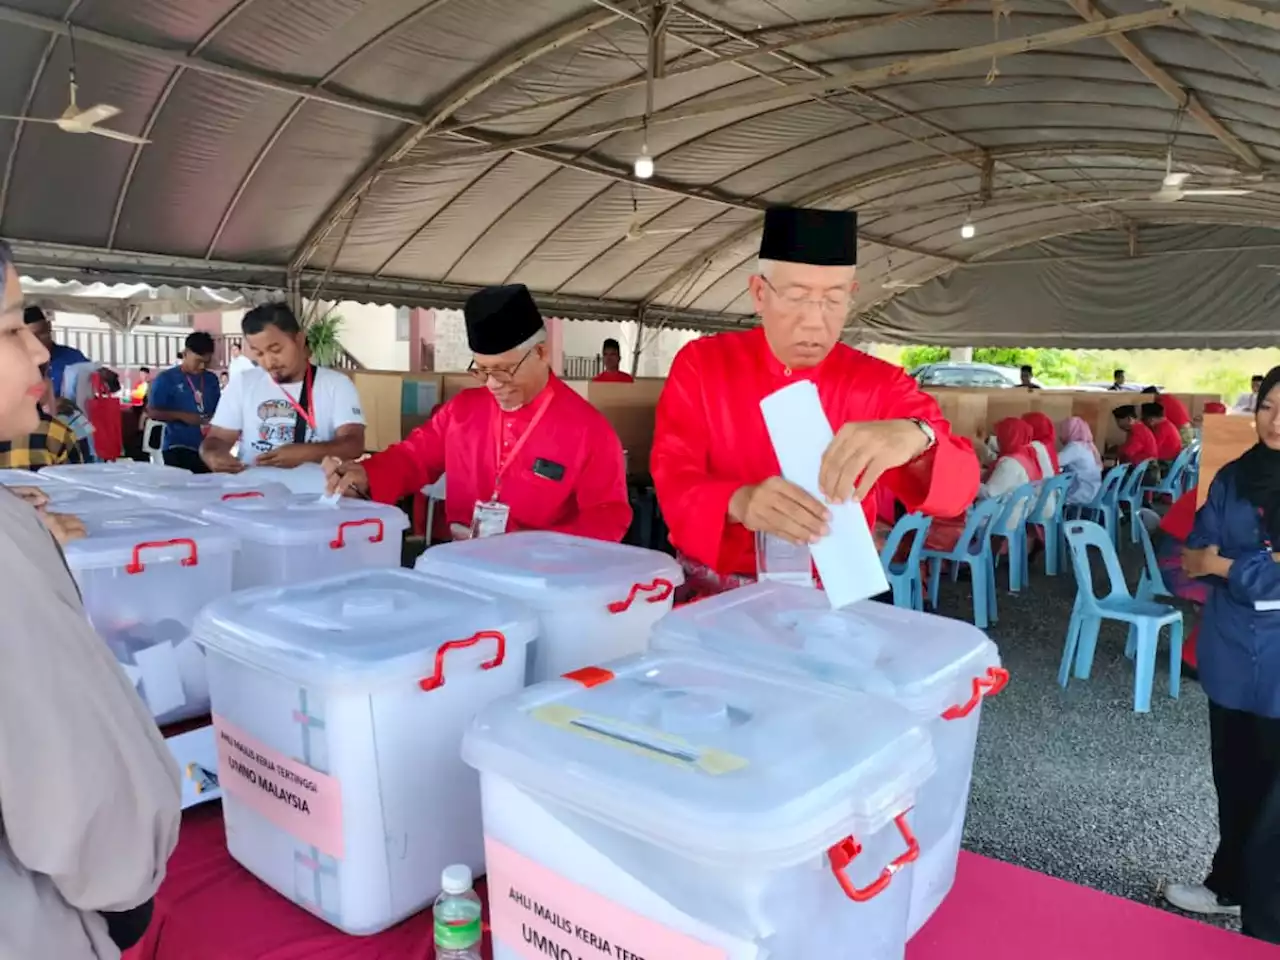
[908,417,937,454]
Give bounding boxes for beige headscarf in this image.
[0,479,181,954]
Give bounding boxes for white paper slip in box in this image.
[759,380,890,608]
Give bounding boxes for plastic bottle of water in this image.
[433,864,483,960]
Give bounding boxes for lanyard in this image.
[184,374,205,414]
[491,390,554,499]
[276,366,316,432]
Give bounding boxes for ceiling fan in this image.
[620,195,693,242]
[0,63,149,145]
[1089,150,1252,205]
[622,214,693,242]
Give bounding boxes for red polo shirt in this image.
[1117,422,1158,465]
[362,375,632,542]
[1150,418,1183,461]
[592,370,635,383]
[1157,394,1191,428]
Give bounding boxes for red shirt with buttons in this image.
[362,374,632,542]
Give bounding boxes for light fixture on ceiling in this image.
[960,218,976,240]
[634,145,654,180]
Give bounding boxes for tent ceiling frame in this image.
[638,137,1237,305]
[391,7,1183,166]
[298,0,988,274]
[1068,0,1261,168]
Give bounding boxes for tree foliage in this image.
[881,344,1277,398]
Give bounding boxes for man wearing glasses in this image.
[325,284,631,542]
[651,205,979,596]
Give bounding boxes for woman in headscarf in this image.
[1163,366,1280,941]
[0,239,181,958]
[1021,411,1060,478]
[1056,416,1103,506]
[926,418,1042,552]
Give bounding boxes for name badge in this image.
[471,500,510,539]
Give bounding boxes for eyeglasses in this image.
[760,276,850,316]
[468,347,534,384]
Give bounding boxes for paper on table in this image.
[135,641,187,717]
[759,380,890,609]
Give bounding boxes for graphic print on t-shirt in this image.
[252,397,307,455]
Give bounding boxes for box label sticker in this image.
[485,837,727,960]
[212,713,344,859]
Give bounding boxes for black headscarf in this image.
[1235,365,1280,547]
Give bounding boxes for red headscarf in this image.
[1204,401,1227,415]
[995,417,1044,482]
[1021,411,1061,474]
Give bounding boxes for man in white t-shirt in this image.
[202,303,365,472]
[227,342,256,380]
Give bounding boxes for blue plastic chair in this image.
[1143,445,1196,504]
[1135,519,1172,603]
[878,511,933,611]
[990,484,1040,593]
[1060,520,1183,713]
[1119,459,1155,543]
[1067,463,1128,547]
[923,496,1004,629]
[1027,474,1072,577]
[1182,444,1201,495]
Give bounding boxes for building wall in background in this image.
[52,300,709,378]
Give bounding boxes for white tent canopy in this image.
[20,278,249,329]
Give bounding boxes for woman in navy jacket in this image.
[1163,365,1280,941]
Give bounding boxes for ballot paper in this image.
[760,380,890,609]
[135,641,187,717]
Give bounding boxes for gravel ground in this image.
[930,542,1234,929]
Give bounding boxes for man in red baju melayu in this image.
[325,284,632,543]
[650,206,980,596]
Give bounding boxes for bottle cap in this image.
[441,863,473,895]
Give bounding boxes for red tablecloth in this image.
[126,804,1276,960]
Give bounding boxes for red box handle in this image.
[126,538,199,575]
[330,517,385,549]
[419,630,506,692]
[607,578,675,614]
[941,666,1010,721]
[221,491,264,501]
[829,813,919,903]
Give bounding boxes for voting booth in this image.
[650,582,1004,936]
[195,568,537,934]
[416,531,683,684]
[464,651,935,959]
[63,509,238,723]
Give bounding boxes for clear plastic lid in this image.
[40,462,190,487]
[0,472,136,514]
[463,651,935,869]
[37,483,139,515]
[62,509,240,572]
[195,568,537,690]
[109,471,293,509]
[200,493,409,546]
[415,531,684,607]
[0,468,64,490]
[650,581,1000,718]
